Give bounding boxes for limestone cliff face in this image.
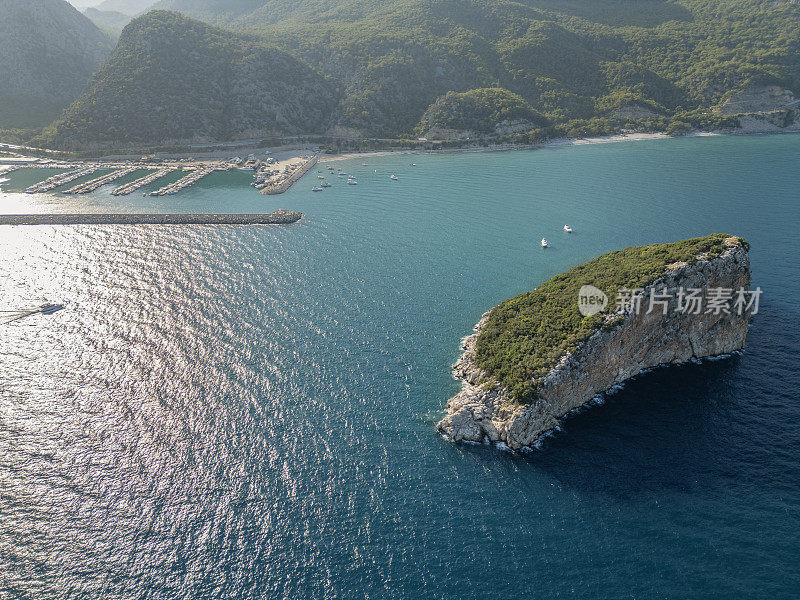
[437,241,752,450]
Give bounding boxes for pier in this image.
[25,167,98,194]
[111,168,175,196]
[63,167,140,194]
[259,155,318,195]
[0,210,304,226]
[149,167,216,196]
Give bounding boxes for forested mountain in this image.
[39,0,800,147]
[94,0,156,14]
[84,7,132,38]
[0,0,113,128]
[41,11,336,148]
[148,0,266,25]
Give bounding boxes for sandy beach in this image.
[316,131,725,163]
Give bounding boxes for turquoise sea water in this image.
[1,134,799,598]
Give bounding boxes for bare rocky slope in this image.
[437,237,753,450]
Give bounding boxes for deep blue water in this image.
[1,134,798,599]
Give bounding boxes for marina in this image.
[3,147,324,200]
[148,167,218,196]
[25,167,99,194]
[111,167,176,196]
[63,167,140,194]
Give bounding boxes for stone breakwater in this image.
[437,241,752,450]
[0,210,303,226]
[260,155,319,195]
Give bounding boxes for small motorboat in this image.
[40,303,64,315]
[321,181,332,188]
[563,225,573,233]
[390,174,398,180]
[541,238,549,248]
[317,175,325,179]
[362,163,368,167]
[410,163,416,166]
[347,179,358,185]
[312,186,323,192]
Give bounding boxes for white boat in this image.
[312,186,323,192]
[563,225,573,233]
[390,174,398,180]
[541,238,549,248]
[362,163,368,166]
[410,163,416,166]
[321,181,332,188]
[347,179,358,185]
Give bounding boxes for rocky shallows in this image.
[437,235,754,450]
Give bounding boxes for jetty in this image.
[260,155,318,195]
[111,168,174,196]
[25,167,98,194]
[0,210,304,226]
[63,167,140,194]
[149,167,215,196]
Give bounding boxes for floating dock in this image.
[0,210,304,226]
[25,167,98,194]
[149,167,215,196]
[111,168,175,196]
[62,167,140,194]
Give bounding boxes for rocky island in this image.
[438,235,754,450]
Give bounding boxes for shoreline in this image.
[316,131,728,163]
[4,129,797,200]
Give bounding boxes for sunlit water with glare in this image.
[1,134,799,599]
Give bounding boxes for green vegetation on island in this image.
[473,234,747,402]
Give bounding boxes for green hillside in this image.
[38,0,800,147]
[40,11,337,148]
[417,88,548,137]
[0,0,113,129]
